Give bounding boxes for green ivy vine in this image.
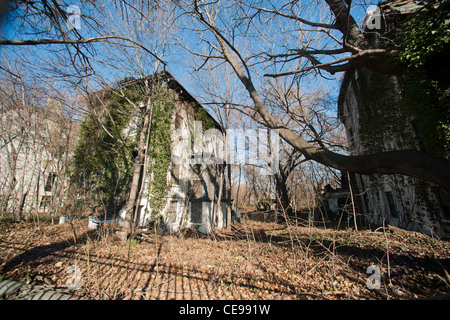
[146,92,174,219]
[396,0,450,158]
[71,84,144,202]
[194,104,216,131]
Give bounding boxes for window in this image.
[39,196,52,208]
[192,179,203,198]
[435,190,450,220]
[175,113,182,129]
[192,164,203,198]
[171,164,180,185]
[168,200,179,223]
[44,173,57,192]
[191,201,202,223]
[385,192,398,218]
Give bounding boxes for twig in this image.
[434,257,450,288]
[382,219,392,286]
[341,269,390,300]
[347,172,358,231]
[0,36,167,66]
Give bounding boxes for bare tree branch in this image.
[325,0,369,49]
[245,3,340,30]
[0,36,167,67]
[188,3,450,189]
[265,49,400,77]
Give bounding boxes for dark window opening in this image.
[191,201,202,223]
[385,191,398,218]
[40,196,52,208]
[44,173,56,192]
[192,164,203,198]
[436,190,450,220]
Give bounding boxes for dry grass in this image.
[1,216,450,300]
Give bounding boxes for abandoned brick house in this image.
[77,71,239,234]
[337,0,450,237]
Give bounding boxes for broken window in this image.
[385,191,398,218]
[171,164,180,185]
[39,195,52,208]
[435,190,450,220]
[191,201,202,223]
[192,164,203,198]
[44,172,57,192]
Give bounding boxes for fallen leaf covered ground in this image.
[1,215,449,300]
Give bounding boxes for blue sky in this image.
[0,0,378,122]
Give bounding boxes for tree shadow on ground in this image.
[2,221,449,300]
[1,229,98,273]
[212,220,450,297]
[0,234,314,299]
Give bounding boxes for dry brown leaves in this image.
[1,218,449,300]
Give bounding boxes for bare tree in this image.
[0,63,79,223]
[1,1,175,236]
[191,60,246,229]
[175,0,450,189]
[0,1,165,79]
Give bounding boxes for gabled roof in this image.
[106,70,222,131]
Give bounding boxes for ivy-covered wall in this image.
[145,90,174,219]
[130,77,226,233]
[396,0,450,159]
[340,67,450,237]
[352,67,417,153]
[337,0,450,237]
[70,84,145,206]
[71,71,227,233]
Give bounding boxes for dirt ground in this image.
[1,215,450,300]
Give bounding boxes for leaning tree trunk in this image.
[205,18,450,189]
[120,98,152,242]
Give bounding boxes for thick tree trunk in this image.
[275,171,291,216]
[325,0,369,50]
